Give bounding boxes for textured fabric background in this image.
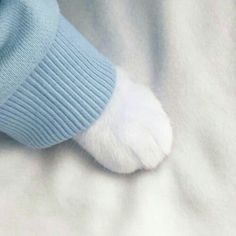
[0,0,235,235]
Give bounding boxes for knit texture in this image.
[0,16,116,148]
[0,0,59,104]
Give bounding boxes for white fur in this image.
[74,67,173,173]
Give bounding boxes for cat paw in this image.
[74,67,173,173]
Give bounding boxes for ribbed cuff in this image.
[0,16,116,149]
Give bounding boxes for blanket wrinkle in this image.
[0,0,235,235]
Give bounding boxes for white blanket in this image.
[0,0,235,235]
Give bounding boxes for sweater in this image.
[0,0,116,148]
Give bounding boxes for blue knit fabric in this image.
[0,7,116,148]
[0,0,59,104]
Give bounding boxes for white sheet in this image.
[0,0,235,235]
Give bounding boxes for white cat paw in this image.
[74,67,173,173]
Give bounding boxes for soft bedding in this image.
[0,0,235,235]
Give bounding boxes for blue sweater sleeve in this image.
[0,0,116,148]
[0,0,59,104]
